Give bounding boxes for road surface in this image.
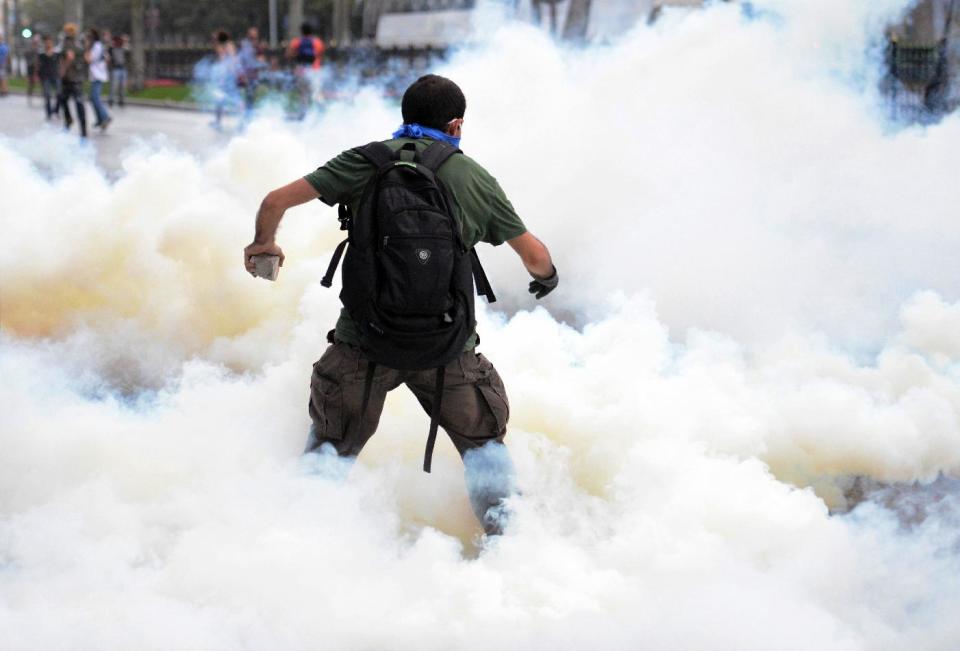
[0,94,230,172]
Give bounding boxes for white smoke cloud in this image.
[2,1,960,649]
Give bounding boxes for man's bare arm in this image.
[508,231,558,299]
[508,231,554,279]
[243,178,320,275]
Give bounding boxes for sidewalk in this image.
[3,82,202,111]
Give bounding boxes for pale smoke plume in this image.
[2,0,960,649]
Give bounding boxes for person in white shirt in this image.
[84,28,111,131]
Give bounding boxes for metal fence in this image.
[149,43,449,84]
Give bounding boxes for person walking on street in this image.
[286,22,325,118]
[38,36,61,120]
[85,28,111,131]
[0,36,9,98]
[107,34,129,107]
[59,25,88,138]
[244,75,559,536]
[210,30,238,131]
[25,35,41,105]
[238,27,264,121]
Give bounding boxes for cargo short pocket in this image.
[308,349,347,441]
[470,353,510,436]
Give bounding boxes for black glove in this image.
[528,267,558,299]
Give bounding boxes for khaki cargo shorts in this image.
[306,341,510,459]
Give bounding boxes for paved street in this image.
[0,93,230,172]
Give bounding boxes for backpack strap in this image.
[322,144,394,289]
[353,141,395,171]
[321,206,351,287]
[320,237,349,288]
[417,141,496,303]
[470,249,497,304]
[422,365,446,473]
[416,140,461,172]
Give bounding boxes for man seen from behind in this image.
[244,75,558,535]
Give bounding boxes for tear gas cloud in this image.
[2,1,960,649]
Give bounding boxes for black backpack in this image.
[321,140,496,471]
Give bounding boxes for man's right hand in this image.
[529,267,558,299]
[244,241,284,276]
[245,179,320,276]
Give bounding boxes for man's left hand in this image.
[528,266,558,299]
[244,241,284,276]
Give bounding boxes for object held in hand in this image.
[252,254,280,281]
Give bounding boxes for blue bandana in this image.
[392,123,461,149]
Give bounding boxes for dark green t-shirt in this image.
[304,137,527,348]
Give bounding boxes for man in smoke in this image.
[243,75,558,535]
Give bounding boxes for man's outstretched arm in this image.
[244,178,319,275]
[508,231,558,299]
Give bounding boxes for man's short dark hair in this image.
[401,75,466,130]
[301,22,313,36]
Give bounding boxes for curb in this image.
[4,86,203,112]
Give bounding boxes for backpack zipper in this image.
[382,234,452,248]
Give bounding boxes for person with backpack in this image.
[286,22,325,117]
[243,75,558,535]
[288,21,324,71]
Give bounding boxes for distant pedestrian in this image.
[85,28,112,131]
[26,35,41,105]
[238,27,265,121]
[210,30,238,130]
[38,36,61,120]
[288,22,324,72]
[0,35,9,98]
[108,34,129,107]
[59,24,88,138]
[287,22,325,117]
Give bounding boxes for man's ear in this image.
[446,118,464,136]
